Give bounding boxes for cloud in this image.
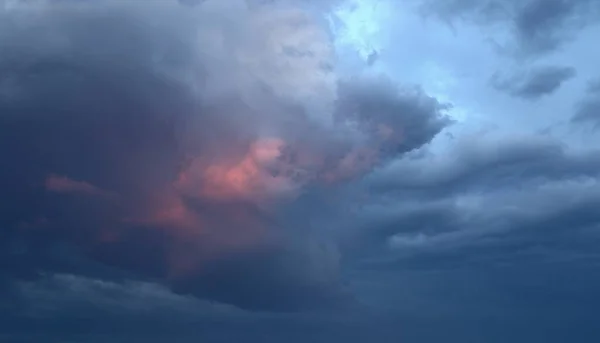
[419,0,600,55]
[367,134,598,196]
[513,0,582,54]
[572,77,600,129]
[345,133,600,270]
[4,1,599,341]
[16,274,243,318]
[586,77,600,93]
[45,175,110,196]
[311,131,600,338]
[573,98,600,129]
[335,76,452,157]
[3,272,399,343]
[0,0,450,312]
[490,65,576,100]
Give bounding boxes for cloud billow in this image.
[0,0,450,313]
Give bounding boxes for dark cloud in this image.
[9,271,598,343]
[0,0,448,314]
[335,76,452,158]
[349,133,600,274]
[328,133,600,342]
[14,274,243,318]
[0,1,328,311]
[490,65,576,100]
[573,97,600,129]
[587,77,600,93]
[572,77,600,129]
[420,0,600,55]
[513,0,581,54]
[0,273,397,343]
[367,135,599,197]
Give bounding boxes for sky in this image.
[1,0,600,342]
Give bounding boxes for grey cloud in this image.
[0,273,397,343]
[490,65,576,100]
[419,0,512,24]
[335,76,452,158]
[573,98,600,129]
[587,77,600,93]
[420,0,600,55]
[0,0,448,313]
[0,0,338,312]
[572,77,600,129]
[335,134,600,335]
[4,0,600,341]
[348,134,600,271]
[16,274,244,318]
[513,0,581,54]
[367,135,600,199]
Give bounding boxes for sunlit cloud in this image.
[328,0,393,63]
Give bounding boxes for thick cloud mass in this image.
[0,0,448,313]
[2,0,600,342]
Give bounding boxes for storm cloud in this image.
[0,0,448,313]
[2,0,600,342]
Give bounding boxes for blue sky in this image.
[1,0,600,342]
